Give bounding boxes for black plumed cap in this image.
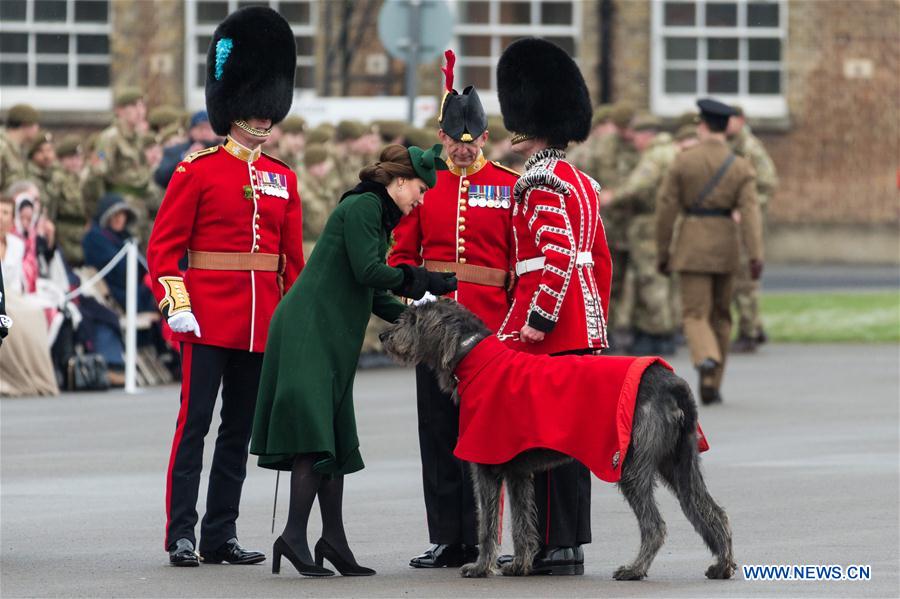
[497,37,592,146]
[438,50,487,142]
[205,7,296,136]
[696,97,737,130]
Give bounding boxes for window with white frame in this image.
[0,0,111,110]
[185,0,317,110]
[451,0,581,93]
[651,0,787,118]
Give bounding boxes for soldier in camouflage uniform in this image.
[87,88,153,247]
[331,120,368,190]
[54,136,89,265]
[727,106,778,352]
[295,143,342,260]
[277,115,306,171]
[0,104,41,190]
[591,103,639,347]
[600,114,679,355]
[567,104,614,172]
[27,132,86,266]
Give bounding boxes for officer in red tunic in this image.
[495,38,613,575]
[147,7,304,567]
[389,50,520,569]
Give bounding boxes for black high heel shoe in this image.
[314,538,376,576]
[272,536,334,577]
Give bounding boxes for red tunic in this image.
[388,154,519,331]
[498,148,612,355]
[453,336,709,482]
[147,143,304,352]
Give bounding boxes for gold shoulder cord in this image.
[158,276,192,315]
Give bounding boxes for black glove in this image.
[426,270,458,296]
[393,264,429,300]
[749,259,764,281]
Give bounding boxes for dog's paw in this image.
[613,565,647,581]
[461,562,491,578]
[500,558,531,577]
[705,560,736,580]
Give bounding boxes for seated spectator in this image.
[0,194,58,396]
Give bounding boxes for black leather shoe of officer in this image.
[169,538,199,567]
[497,546,584,575]
[700,386,723,405]
[409,544,475,568]
[696,357,719,376]
[200,538,266,565]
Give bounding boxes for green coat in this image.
[250,188,407,475]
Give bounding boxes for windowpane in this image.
[279,1,311,24]
[545,37,575,57]
[197,36,213,55]
[35,0,68,21]
[197,63,206,87]
[666,37,697,60]
[458,1,490,23]
[748,2,779,27]
[238,1,268,9]
[501,35,527,50]
[499,2,531,25]
[0,0,27,21]
[78,63,109,86]
[37,34,69,54]
[460,35,491,57]
[665,69,696,93]
[0,33,29,54]
[37,63,68,86]
[197,1,229,24]
[295,65,315,89]
[74,0,109,22]
[706,3,737,26]
[749,69,780,93]
[460,66,492,90]
[295,36,314,56]
[664,2,695,26]
[0,62,29,85]
[707,69,738,93]
[541,2,573,25]
[707,37,738,60]
[77,34,109,55]
[749,38,781,61]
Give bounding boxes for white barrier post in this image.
[125,240,138,394]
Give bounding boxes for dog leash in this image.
[495,332,520,341]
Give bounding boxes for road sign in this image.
[378,0,454,65]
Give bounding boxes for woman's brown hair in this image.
[358,144,417,187]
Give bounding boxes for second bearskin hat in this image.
[497,38,592,147]
[438,50,487,142]
[205,7,296,136]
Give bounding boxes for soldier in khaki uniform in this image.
[727,106,778,352]
[567,104,614,171]
[277,115,306,171]
[601,114,678,355]
[331,120,367,190]
[0,104,41,190]
[88,88,153,246]
[54,136,89,265]
[591,103,638,346]
[295,143,342,259]
[656,98,763,405]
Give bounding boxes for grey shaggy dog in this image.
[380,300,735,580]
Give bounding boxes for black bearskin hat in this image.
[205,7,296,136]
[438,50,487,142]
[497,38,592,146]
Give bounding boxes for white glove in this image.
[412,291,438,307]
[168,311,202,337]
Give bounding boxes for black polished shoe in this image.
[272,536,334,577]
[532,545,584,575]
[696,358,719,376]
[169,538,199,567]
[200,538,266,565]
[314,538,375,576]
[700,386,723,405]
[409,544,470,568]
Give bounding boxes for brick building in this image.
[1,0,897,259]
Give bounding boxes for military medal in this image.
[258,171,289,199]
[476,185,488,208]
[485,185,496,208]
[500,186,511,209]
[468,184,478,207]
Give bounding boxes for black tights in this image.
[280,454,353,563]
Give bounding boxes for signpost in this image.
[377,0,454,123]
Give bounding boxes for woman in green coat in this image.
[251,144,456,577]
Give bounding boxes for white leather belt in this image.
[515,252,593,276]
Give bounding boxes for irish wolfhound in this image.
[380,300,735,580]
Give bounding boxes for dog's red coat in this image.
[453,336,709,482]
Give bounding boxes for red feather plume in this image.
[441,49,456,92]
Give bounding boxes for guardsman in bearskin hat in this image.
[389,50,520,569]
[147,6,304,567]
[494,38,613,575]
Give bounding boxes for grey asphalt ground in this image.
[762,264,900,292]
[2,343,898,598]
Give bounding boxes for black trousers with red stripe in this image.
[415,364,478,546]
[165,342,263,552]
[532,348,594,548]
